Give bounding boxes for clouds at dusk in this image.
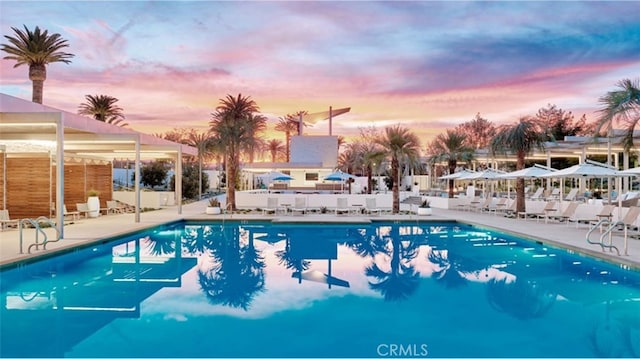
[1,1,639,142]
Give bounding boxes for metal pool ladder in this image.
[585,218,620,256]
[19,216,61,254]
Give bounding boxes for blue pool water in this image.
[1,220,639,358]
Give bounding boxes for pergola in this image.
[0,93,197,237]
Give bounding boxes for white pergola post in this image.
[134,135,141,223]
[55,114,64,238]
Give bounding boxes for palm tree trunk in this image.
[367,166,373,194]
[448,160,457,198]
[392,159,399,213]
[29,64,46,104]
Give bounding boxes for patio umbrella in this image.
[257,170,294,182]
[323,170,356,193]
[497,164,557,179]
[460,168,506,197]
[538,161,620,202]
[438,169,476,180]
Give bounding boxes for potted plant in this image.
[87,189,101,218]
[206,197,221,215]
[417,199,432,216]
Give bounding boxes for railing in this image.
[19,216,61,254]
[585,218,620,256]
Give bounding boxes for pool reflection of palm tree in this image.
[427,250,470,288]
[486,278,556,320]
[143,232,176,256]
[198,226,266,311]
[366,230,420,301]
[344,227,387,258]
[275,238,311,273]
[183,225,221,255]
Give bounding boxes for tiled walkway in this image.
[1,200,639,269]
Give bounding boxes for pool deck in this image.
[1,200,640,270]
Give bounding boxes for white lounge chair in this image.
[548,201,580,225]
[365,198,381,215]
[335,197,351,215]
[262,197,279,215]
[0,209,20,230]
[518,201,557,222]
[290,197,307,215]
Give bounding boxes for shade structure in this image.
[438,169,476,180]
[461,168,506,180]
[537,162,619,178]
[257,170,294,181]
[323,170,357,181]
[498,164,557,179]
[616,167,640,176]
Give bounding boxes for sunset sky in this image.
[1,1,639,145]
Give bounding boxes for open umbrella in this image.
[497,164,557,179]
[323,170,356,181]
[438,169,476,180]
[257,170,294,181]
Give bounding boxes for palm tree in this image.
[274,115,300,162]
[490,116,547,214]
[78,94,128,127]
[209,94,264,211]
[375,125,421,213]
[594,78,640,152]
[427,129,475,198]
[1,25,74,104]
[265,139,284,162]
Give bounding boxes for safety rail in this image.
[19,216,61,254]
[585,218,620,256]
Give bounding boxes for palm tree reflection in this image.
[365,224,420,301]
[198,226,266,311]
[486,278,556,320]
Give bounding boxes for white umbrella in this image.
[497,164,557,179]
[438,169,476,180]
[537,162,619,178]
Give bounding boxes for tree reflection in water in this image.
[364,224,420,301]
[275,238,310,273]
[486,277,556,320]
[197,225,266,311]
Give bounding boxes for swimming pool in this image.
[1,220,639,358]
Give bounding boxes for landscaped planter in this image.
[206,207,221,215]
[87,196,100,218]
[417,207,432,216]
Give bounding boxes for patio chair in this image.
[63,204,81,220]
[570,204,614,229]
[548,201,580,225]
[335,197,351,215]
[262,197,279,215]
[517,200,557,222]
[528,187,544,200]
[0,209,20,230]
[563,188,579,202]
[365,198,382,215]
[599,206,640,255]
[290,197,307,215]
[488,197,508,215]
[76,203,91,218]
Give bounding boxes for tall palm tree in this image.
[274,115,299,162]
[490,116,547,214]
[1,25,74,104]
[375,125,421,213]
[78,94,128,127]
[427,129,475,198]
[242,113,267,164]
[594,78,640,152]
[209,94,264,211]
[265,139,284,162]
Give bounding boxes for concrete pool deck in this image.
[1,199,639,270]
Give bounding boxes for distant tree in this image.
[491,117,547,214]
[140,161,169,188]
[265,139,285,162]
[78,94,128,127]
[535,103,589,140]
[427,129,475,198]
[376,125,421,213]
[275,113,302,162]
[170,161,207,200]
[454,113,496,149]
[1,25,74,104]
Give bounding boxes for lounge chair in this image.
[76,203,91,218]
[365,198,381,215]
[571,204,615,229]
[528,187,544,200]
[563,188,579,202]
[335,197,351,215]
[548,201,580,225]
[63,205,81,220]
[488,197,508,215]
[599,206,640,255]
[518,201,557,222]
[0,209,20,230]
[290,197,307,215]
[262,197,279,215]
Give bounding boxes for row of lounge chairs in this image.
[261,197,384,216]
